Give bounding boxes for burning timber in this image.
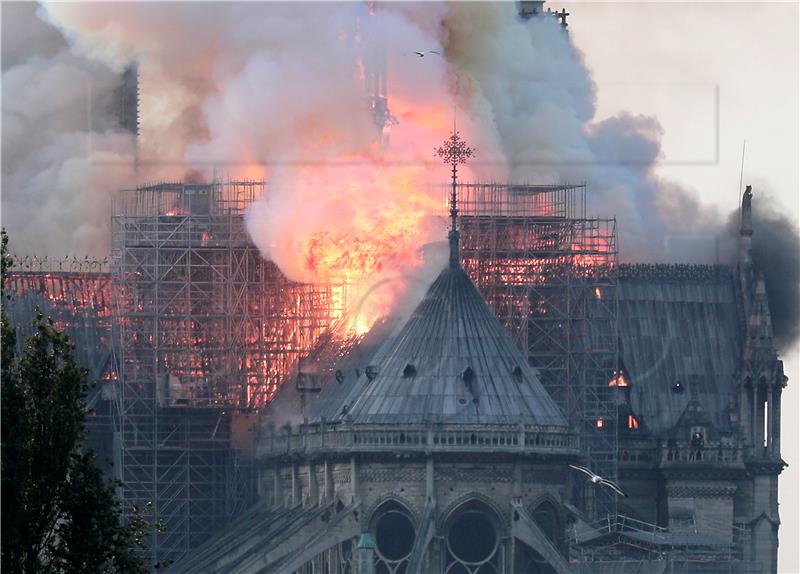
[6,182,787,573]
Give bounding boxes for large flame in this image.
[246,153,447,335]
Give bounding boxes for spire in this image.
[748,272,776,353]
[435,123,474,268]
[741,185,753,236]
[738,185,755,300]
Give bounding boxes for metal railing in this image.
[570,514,750,562]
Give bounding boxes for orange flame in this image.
[609,370,629,388]
[251,140,447,336]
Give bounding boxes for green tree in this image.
[1,229,154,573]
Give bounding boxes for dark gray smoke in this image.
[726,194,800,351]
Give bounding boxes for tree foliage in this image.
[1,229,154,573]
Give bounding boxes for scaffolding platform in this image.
[570,514,754,570]
[111,181,343,563]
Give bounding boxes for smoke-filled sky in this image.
[1,1,798,568]
[564,6,798,571]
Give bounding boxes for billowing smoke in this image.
[37,1,472,326]
[725,193,800,351]
[1,2,135,257]
[426,2,721,260]
[36,1,720,264]
[3,2,797,338]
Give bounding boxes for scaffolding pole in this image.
[455,182,619,519]
[5,258,120,474]
[111,181,342,563]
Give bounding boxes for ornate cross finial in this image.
[435,131,475,167]
[556,7,570,30]
[435,129,474,268]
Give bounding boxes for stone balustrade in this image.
[660,444,742,466]
[258,422,578,458]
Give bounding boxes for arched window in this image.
[370,501,416,574]
[444,500,502,574]
[339,538,354,574]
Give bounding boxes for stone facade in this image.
[169,191,786,574]
[254,442,574,574]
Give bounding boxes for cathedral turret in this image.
[744,272,778,371]
[738,184,755,318]
[730,188,786,573]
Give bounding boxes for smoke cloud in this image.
[726,193,800,351]
[2,2,796,342]
[430,2,722,260]
[1,2,135,257]
[2,2,739,261]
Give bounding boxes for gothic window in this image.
[370,501,416,574]
[339,538,354,574]
[445,502,502,574]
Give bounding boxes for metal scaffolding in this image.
[111,181,343,563]
[8,179,621,561]
[455,182,619,518]
[4,256,120,470]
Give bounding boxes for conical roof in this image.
[315,264,568,427]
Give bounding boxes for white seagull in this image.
[569,464,628,497]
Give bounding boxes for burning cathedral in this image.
[3,2,790,574]
[160,148,786,573]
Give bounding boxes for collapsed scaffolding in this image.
[111,181,345,563]
[455,182,619,518]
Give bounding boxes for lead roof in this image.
[311,264,568,427]
[617,267,741,435]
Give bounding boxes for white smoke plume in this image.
[425,2,722,260]
[5,2,795,339]
[28,2,717,262]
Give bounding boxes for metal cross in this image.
[556,7,570,30]
[435,131,475,167]
[435,130,475,267]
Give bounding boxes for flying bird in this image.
[569,464,628,497]
[413,50,441,57]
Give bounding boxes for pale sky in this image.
[565,2,799,570]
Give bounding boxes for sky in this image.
[565,2,798,570]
